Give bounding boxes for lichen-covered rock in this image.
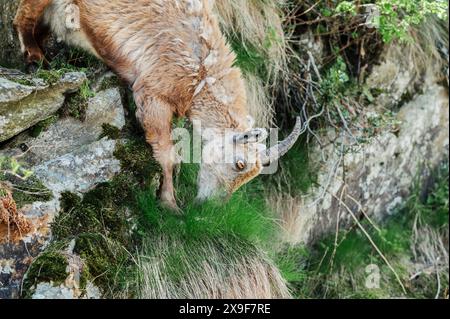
[0,79,126,299]
[34,138,121,195]
[12,88,125,165]
[27,240,101,299]
[282,69,449,245]
[0,68,87,142]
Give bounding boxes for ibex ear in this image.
[234,128,268,144]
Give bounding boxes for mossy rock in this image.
[22,250,69,298]
[73,233,130,293]
[1,172,54,209]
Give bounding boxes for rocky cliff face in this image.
[278,39,449,244]
[0,1,448,299]
[0,67,126,298]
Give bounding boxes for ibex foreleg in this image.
[135,93,180,212]
[14,0,52,65]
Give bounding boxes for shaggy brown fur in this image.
[14,0,263,210]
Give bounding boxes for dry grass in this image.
[136,236,291,299]
[214,0,289,127]
[243,72,275,127]
[215,0,288,81]
[267,193,303,244]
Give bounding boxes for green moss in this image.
[48,136,161,296]
[53,188,130,245]
[114,138,160,181]
[51,187,136,295]
[100,123,121,140]
[98,76,122,92]
[29,115,58,138]
[59,81,94,120]
[8,175,53,208]
[73,233,129,292]
[23,250,68,297]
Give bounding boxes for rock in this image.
[0,0,21,69]
[31,281,101,299]
[0,81,126,298]
[31,282,76,299]
[0,68,87,142]
[34,138,121,195]
[272,25,450,245]
[281,59,449,245]
[12,88,125,165]
[30,240,101,299]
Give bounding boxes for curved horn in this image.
[260,117,303,166]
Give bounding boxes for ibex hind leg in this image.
[14,0,52,66]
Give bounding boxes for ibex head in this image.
[196,117,303,202]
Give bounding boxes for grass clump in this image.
[275,161,449,299]
[138,163,276,247]
[136,235,290,299]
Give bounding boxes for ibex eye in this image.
[235,160,247,171]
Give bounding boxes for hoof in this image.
[24,48,48,72]
[25,62,40,74]
[161,200,183,215]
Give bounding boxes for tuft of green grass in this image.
[138,163,277,247]
[274,245,310,283]
[230,36,268,79]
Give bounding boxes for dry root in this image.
[0,184,32,239]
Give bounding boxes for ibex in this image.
[14,0,301,211]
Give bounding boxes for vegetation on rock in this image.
[1,0,447,299]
